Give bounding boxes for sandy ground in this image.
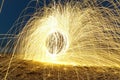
[0,56,120,80]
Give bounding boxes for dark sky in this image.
[0,0,30,34]
[0,0,114,34]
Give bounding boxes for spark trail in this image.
[0,0,120,80]
[14,0,120,67]
[0,0,4,13]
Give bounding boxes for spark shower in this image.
[14,0,120,66]
[1,1,120,79]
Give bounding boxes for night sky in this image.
[0,0,112,34]
[0,0,30,34]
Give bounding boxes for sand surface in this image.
[0,56,120,80]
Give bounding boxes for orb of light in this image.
[46,31,68,55]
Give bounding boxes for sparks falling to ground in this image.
[0,0,120,80]
[14,0,120,67]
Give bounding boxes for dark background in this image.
[0,0,30,34]
[0,0,117,34]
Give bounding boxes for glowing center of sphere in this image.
[46,31,67,55]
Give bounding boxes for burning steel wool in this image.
[9,0,120,66]
[46,31,68,55]
[1,0,120,79]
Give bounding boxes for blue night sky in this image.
[0,0,30,34]
[0,0,114,34]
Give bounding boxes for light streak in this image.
[0,0,4,13]
[2,0,120,67]
[1,0,120,80]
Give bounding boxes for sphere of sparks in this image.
[6,0,120,66]
[46,31,67,55]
